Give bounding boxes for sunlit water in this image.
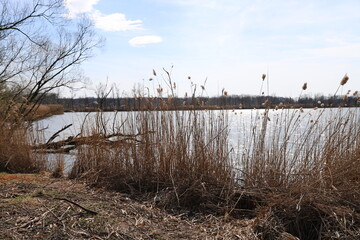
[33,108,359,173]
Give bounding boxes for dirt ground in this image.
[0,173,257,239]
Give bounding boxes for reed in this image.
[0,122,46,173]
[238,75,360,239]
[25,104,64,121]
[67,71,359,239]
[70,107,235,210]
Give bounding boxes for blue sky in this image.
[65,0,360,98]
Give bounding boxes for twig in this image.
[42,203,67,231]
[46,124,72,144]
[54,197,98,215]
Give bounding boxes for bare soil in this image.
[0,173,256,239]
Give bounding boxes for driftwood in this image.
[33,130,150,154]
[46,124,73,144]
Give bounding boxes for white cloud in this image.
[92,11,142,31]
[129,36,163,47]
[64,0,142,32]
[64,0,99,17]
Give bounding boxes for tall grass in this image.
[0,101,53,173]
[70,107,234,209]
[0,121,46,173]
[68,72,359,239]
[240,107,360,189]
[25,104,64,121]
[239,106,360,239]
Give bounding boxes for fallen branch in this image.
[46,124,73,144]
[54,197,98,215]
[32,131,154,153]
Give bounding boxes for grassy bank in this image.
[1,73,359,239]
[66,101,359,239]
[25,104,64,121]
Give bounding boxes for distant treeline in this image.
[41,93,359,111]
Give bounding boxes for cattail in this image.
[262,74,266,81]
[340,74,349,86]
[157,88,163,94]
[302,83,307,90]
[149,78,153,81]
[262,99,270,107]
[201,85,205,90]
[152,69,157,76]
[223,91,228,96]
[188,76,191,80]
[353,90,358,96]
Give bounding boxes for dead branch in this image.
[54,197,98,215]
[32,131,153,153]
[46,124,72,144]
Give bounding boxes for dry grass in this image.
[68,104,360,239]
[66,72,360,239]
[0,173,257,239]
[0,95,62,173]
[70,107,235,212]
[240,107,360,239]
[25,104,64,121]
[0,122,46,173]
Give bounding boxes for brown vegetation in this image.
[69,109,235,213]
[0,122,46,173]
[0,173,256,239]
[241,107,360,239]
[1,65,359,239]
[61,72,360,239]
[25,104,64,121]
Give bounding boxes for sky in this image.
[64,0,360,98]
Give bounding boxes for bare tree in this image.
[0,0,101,120]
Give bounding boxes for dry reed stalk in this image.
[0,122,46,173]
[70,105,235,210]
[67,71,360,239]
[334,74,350,96]
[241,106,360,239]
